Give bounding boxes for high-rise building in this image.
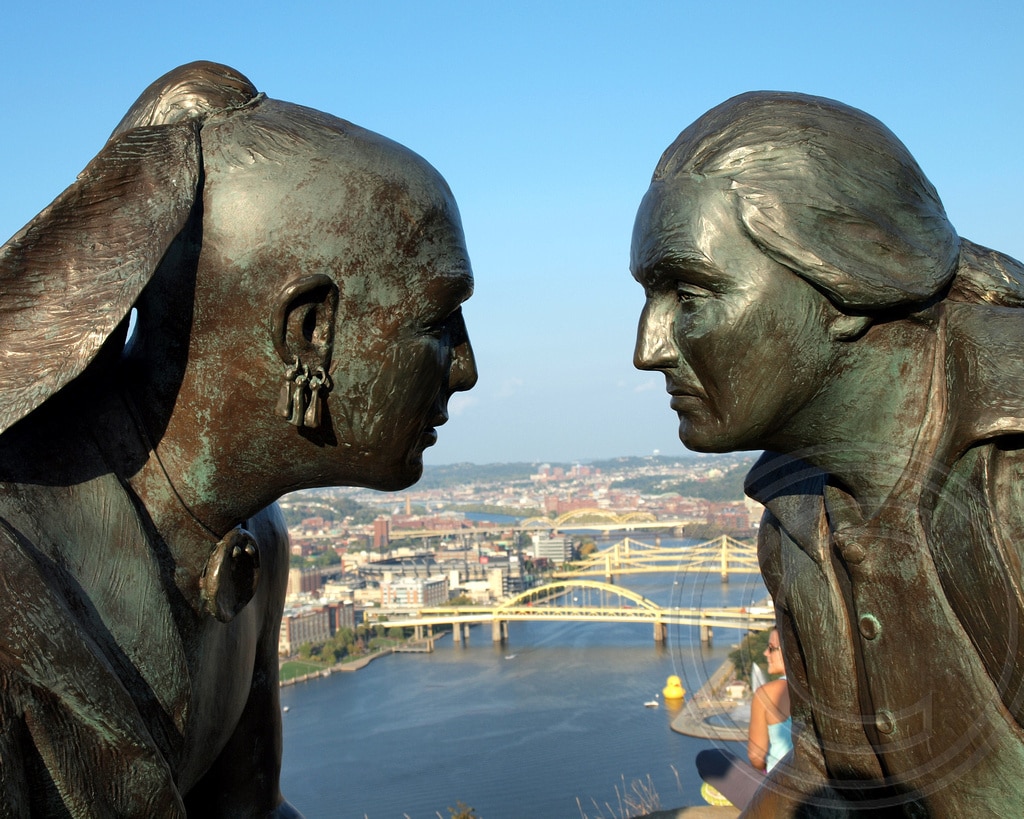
[287,567,322,598]
[531,534,572,563]
[373,516,390,551]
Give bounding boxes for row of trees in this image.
[296,623,409,665]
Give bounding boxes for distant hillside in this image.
[586,453,752,472]
[279,495,379,527]
[414,462,542,488]
[609,455,758,502]
[282,452,762,506]
[414,452,757,490]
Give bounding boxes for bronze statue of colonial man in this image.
[0,61,476,816]
[633,91,1024,816]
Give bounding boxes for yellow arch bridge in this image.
[519,508,659,530]
[377,579,774,646]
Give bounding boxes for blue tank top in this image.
[766,717,793,771]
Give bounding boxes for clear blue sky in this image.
[3,1,1022,465]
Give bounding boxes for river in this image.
[280,556,766,818]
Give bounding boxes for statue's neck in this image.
[87,392,227,598]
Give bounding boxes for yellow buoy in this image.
[662,674,685,701]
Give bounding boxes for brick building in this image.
[278,606,331,656]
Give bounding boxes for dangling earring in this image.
[288,363,310,426]
[304,367,332,429]
[276,356,301,419]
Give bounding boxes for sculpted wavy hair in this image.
[0,61,333,435]
[654,91,1024,312]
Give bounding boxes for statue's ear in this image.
[0,121,202,435]
[272,274,340,371]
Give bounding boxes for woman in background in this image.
[696,628,791,809]
[748,629,792,773]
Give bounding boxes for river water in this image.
[280,554,767,818]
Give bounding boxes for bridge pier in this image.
[653,622,667,644]
[453,623,468,644]
[492,619,508,644]
[700,624,714,646]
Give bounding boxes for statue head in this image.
[635,91,960,311]
[631,91,1024,453]
[0,62,476,512]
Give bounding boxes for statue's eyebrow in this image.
[426,267,475,309]
[641,252,719,289]
[660,250,714,272]
[454,274,473,303]
[446,268,475,303]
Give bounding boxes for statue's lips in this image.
[669,393,703,411]
[420,413,447,448]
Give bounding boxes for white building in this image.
[380,576,449,608]
[531,534,572,563]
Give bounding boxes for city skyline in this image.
[3,2,1022,464]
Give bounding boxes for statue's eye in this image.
[421,321,446,340]
[421,308,458,340]
[676,283,711,305]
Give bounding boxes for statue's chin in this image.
[678,423,742,455]
[364,458,424,493]
[678,420,715,453]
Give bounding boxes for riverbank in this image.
[280,636,441,686]
[670,659,748,742]
[280,648,393,686]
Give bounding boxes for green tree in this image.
[729,629,773,684]
[577,538,598,557]
[323,626,356,662]
[311,550,342,567]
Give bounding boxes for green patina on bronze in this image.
[633,91,1024,817]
